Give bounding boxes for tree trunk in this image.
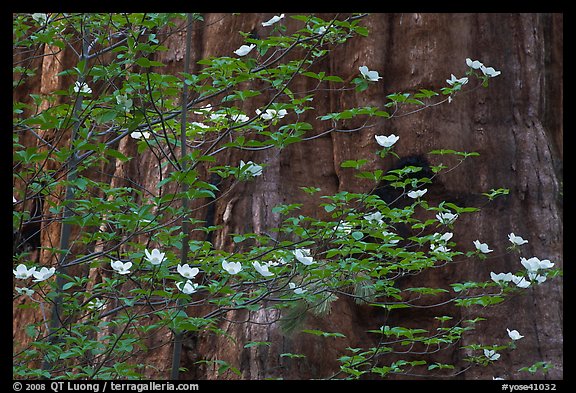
[13,13,562,380]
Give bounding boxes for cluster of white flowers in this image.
[13,264,55,282]
[466,58,501,78]
[176,263,201,294]
[233,13,285,57]
[13,264,56,298]
[490,234,554,288]
[430,232,453,253]
[484,328,525,364]
[256,108,288,121]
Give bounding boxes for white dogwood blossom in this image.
[507,328,524,341]
[145,248,166,265]
[436,212,458,225]
[111,260,132,275]
[359,66,382,81]
[32,267,56,282]
[253,261,274,277]
[13,264,36,279]
[222,260,242,274]
[262,14,285,27]
[73,81,92,94]
[473,240,493,253]
[289,282,307,294]
[375,134,399,148]
[177,264,200,280]
[177,280,199,294]
[16,287,35,297]
[234,44,256,57]
[521,257,554,273]
[130,131,151,140]
[294,248,315,265]
[407,189,427,199]
[490,272,515,283]
[484,349,500,361]
[446,74,469,86]
[256,108,287,120]
[508,233,528,245]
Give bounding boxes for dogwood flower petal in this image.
[480,65,501,78]
[364,211,384,225]
[87,298,106,311]
[512,275,531,288]
[73,81,92,94]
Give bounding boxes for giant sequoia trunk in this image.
[13,13,562,380]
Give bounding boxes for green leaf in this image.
[135,57,152,67]
[302,329,346,338]
[280,352,306,359]
[62,282,75,290]
[243,341,271,349]
[341,159,368,169]
[351,231,363,240]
